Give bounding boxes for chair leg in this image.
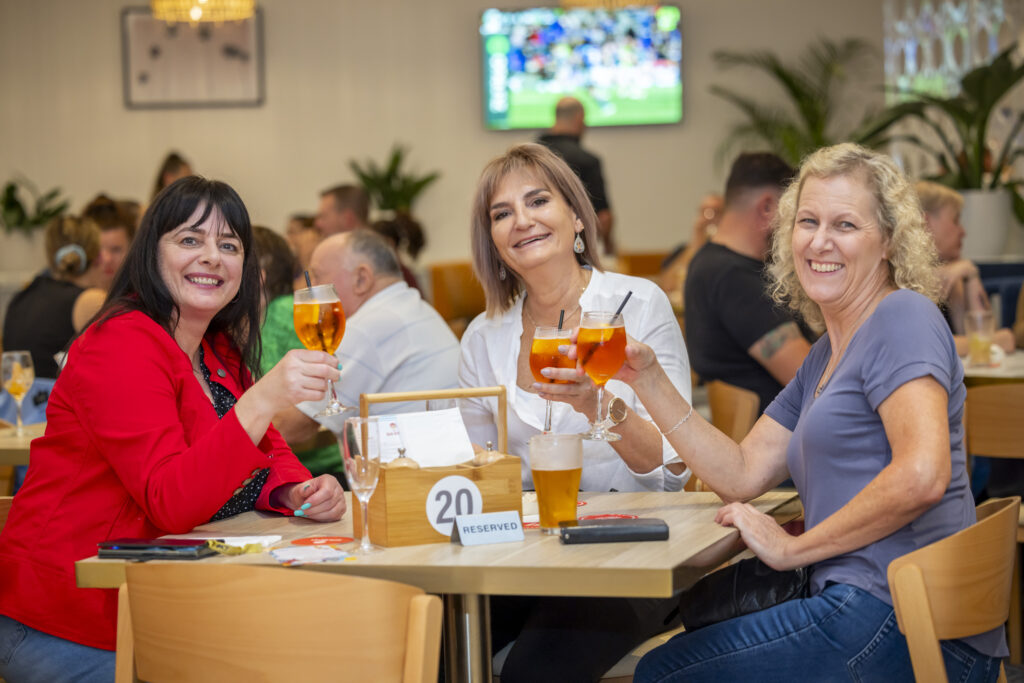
[1010,545,1022,666]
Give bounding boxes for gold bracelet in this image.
[660,404,694,436]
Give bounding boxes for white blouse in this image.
[458,269,692,492]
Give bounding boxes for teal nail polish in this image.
[337,362,343,370]
[294,509,305,517]
[300,503,311,510]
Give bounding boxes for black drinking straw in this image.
[304,270,313,289]
[557,309,565,331]
[611,290,633,323]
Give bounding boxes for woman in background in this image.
[151,151,193,201]
[82,193,136,291]
[3,215,106,377]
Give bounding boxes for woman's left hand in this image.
[534,364,601,422]
[274,475,346,522]
[716,502,798,571]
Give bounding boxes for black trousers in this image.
[490,594,682,683]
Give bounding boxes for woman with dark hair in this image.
[0,177,345,682]
[151,151,193,201]
[82,193,136,292]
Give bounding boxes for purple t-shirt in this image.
[765,289,1005,657]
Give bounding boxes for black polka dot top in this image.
[200,345,270,522]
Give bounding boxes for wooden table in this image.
[77,490,797,683]
[0,422,43,466]
[964,350,1024,385]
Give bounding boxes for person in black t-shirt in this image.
[537,97,615,255]
[685,153,812,413]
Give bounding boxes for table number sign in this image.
[426,476,484,536]
[451,511,525,546]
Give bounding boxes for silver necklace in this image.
[523,283,585,329]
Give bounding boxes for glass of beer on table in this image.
[293,283,348,416]
[964,310,995,367]
[529,433,583,534]
[577,311,626,441]
[530,326,574,433]
[2,351,34,436]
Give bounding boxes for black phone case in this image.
[97,538,216,560]
[558,518,669,544]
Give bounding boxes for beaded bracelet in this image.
[660,404,694,436]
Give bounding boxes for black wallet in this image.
[558,518,669,544]
[97,538,217,560]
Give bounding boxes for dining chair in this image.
[966,382,1024,664]
[706,380,759,443]
[427,261,487,340]
[115,563,442,683]
[614,251,669,279]
[0,495,12,532]
[887,496,1019,683]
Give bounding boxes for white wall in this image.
[0,0,884,272]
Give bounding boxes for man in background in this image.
[537,96,615,254]
[684,152,812,414]
[314,184,370,237]
[272,229,460,471]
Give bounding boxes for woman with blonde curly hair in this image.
[591,143,1003,681]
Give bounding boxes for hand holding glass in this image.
[530,326,574,433]
[577,311,626,441]
[341,416,382,554]
[294,284,348,416]
[2,351,34,436]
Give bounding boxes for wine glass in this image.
[577,311,626,442]
[529,326,574,433]
[341,416,382,554]
[2,351,34,437]
[293,284,349,416]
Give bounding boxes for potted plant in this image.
[1,175,69,236]
[349,144,439,261]
[859,44,1024,255]
[710,38,878,167]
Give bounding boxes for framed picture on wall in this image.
[120,6,265,109]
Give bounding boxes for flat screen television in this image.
[480,5,682,130]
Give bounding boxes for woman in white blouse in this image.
[459,143,692,494]
[458,143,691,683]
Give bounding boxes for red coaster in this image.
[523,522,540,529]
[578,513,638,520]
[292,536,354,546]
[577,500,587,507]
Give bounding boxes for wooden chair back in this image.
[116,563,442,683]
[428,261,487,339]
[887,496,1019,683]
[706,380,759,442]
[615,251,668,278]
[0,496,12,532]
[966,383,1024,460]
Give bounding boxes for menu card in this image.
[375,408,476,467]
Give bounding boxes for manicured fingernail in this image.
[337,362,343,370]
[294,509,305,517]
[302,483,312,491]
[300,503,311,510]
[558,345,569,353]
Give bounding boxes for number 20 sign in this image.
[426,475,484,537]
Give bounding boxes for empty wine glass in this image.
[2,351,34,436]
[341,416,383,554]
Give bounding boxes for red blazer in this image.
[0,311,311,650]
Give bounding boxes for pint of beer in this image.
[529,433,583,534]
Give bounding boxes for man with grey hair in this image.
[537,96,615,254]
[272,229,460,452]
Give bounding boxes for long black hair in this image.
[96,176,263,386]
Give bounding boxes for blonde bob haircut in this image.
[471,143,603,316]
[769,143,940,330]
[45,215,101,280]
[914,180,964,216]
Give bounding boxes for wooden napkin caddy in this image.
[352,386,523,547]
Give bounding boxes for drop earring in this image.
[499,264,507,281]
[573,233,585,254]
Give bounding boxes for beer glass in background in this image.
[529,433,583,534]
[294,283,348,415]
[965,310,995,366]
[1,351,34,436]
[577,311,626,442]
[530,326,574,432]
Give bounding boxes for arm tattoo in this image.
[751,322,801,361]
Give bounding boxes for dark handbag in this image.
[675,557,809,631]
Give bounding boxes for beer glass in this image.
[2,351,34,436]
[964,310,995,367]
[341,416,382,554]
[530,326,574,433]
[294,284,348,415]
[529,433,583,534]
[577,311,626,442]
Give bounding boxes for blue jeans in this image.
[635,583,1001,683]
[0,614,114,683]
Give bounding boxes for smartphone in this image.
[97,538,216,560]
[558,518,669,544]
